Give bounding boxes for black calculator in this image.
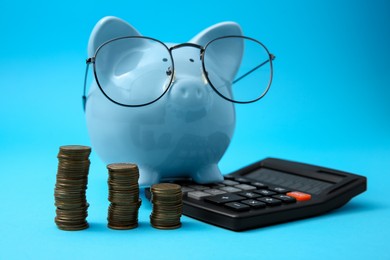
[145,158,367,231]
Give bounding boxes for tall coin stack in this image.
[107,163,141,230]
[150,183,183,229]
[54,145,91,231]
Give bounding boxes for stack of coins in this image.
[54,145,91,231]
[150,183,183,229]
[107,163,141,230]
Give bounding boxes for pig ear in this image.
[88,16,141,57]
[190,22,243,82]
[190,22,243,46]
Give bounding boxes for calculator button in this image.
[223,174,235,180]
[233,177,252,184]
[224,202,251,211]
[211,183,226,188]
[273,194,296,204]
[241,199,266,209]
[286,191,312,201]
[211,185,226,190]
[250,182,268,189]
[222,180,240,186]
[187,191,211,200]
[257,197,282,206]
[234,184,256,191]
[220,186,242,193]
[205,193,245,204]
[238,191,262,199]
[269,187,290,194]
[254,189,277,196]
[204,189,227,196]
[181,186,195,193]
[188,185,209,191]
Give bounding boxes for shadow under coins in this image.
[84,219,208,233]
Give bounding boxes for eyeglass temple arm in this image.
[83,58,95,112]
[232,54,275,85]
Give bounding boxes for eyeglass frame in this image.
[83,35,275,111]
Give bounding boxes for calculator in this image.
[145,158,367,231]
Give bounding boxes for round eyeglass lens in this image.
[94,37,173,106]
[203,36,272,103]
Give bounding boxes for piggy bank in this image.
[85,16,244,186]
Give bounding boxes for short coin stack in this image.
[150,183,183,229]
[107,163,141,230]
[54,145,91,231]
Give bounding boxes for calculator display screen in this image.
[245,168,333,195]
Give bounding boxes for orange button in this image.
[286,191,312,201]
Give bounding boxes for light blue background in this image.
[1,0,389,259]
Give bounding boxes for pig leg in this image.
[191,164,224,184]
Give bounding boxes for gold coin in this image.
[151,183,181,193]
[107,163,138,171]
[150,222,181,230]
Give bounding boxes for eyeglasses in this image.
[83,35,275,110]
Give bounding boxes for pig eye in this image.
[162,58,168,62]
[189,58,194,62]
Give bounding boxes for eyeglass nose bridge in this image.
[167,43,207,88]
[169,43,205,62]
[169,42,204,52]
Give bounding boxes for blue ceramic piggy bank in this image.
[84,16,273,186]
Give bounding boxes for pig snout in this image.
[169,76,210,110]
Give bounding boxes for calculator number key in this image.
[254,189,277,196]
[187,191,211,200]
[222,180,240,186]
[241,199,266,209]
[220,186,242,193]
[238,191,261,199]
[268,187,290,194]
[188,185,209,191]
[257,197,282,206]
[234,184,256,191]
[250,182,268,189]
[181,186,195,194]
[233,177,252,184]
[224,202,251,212]
[273,194,296,204]
[205,193,245,204]
[204,189,227,196]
